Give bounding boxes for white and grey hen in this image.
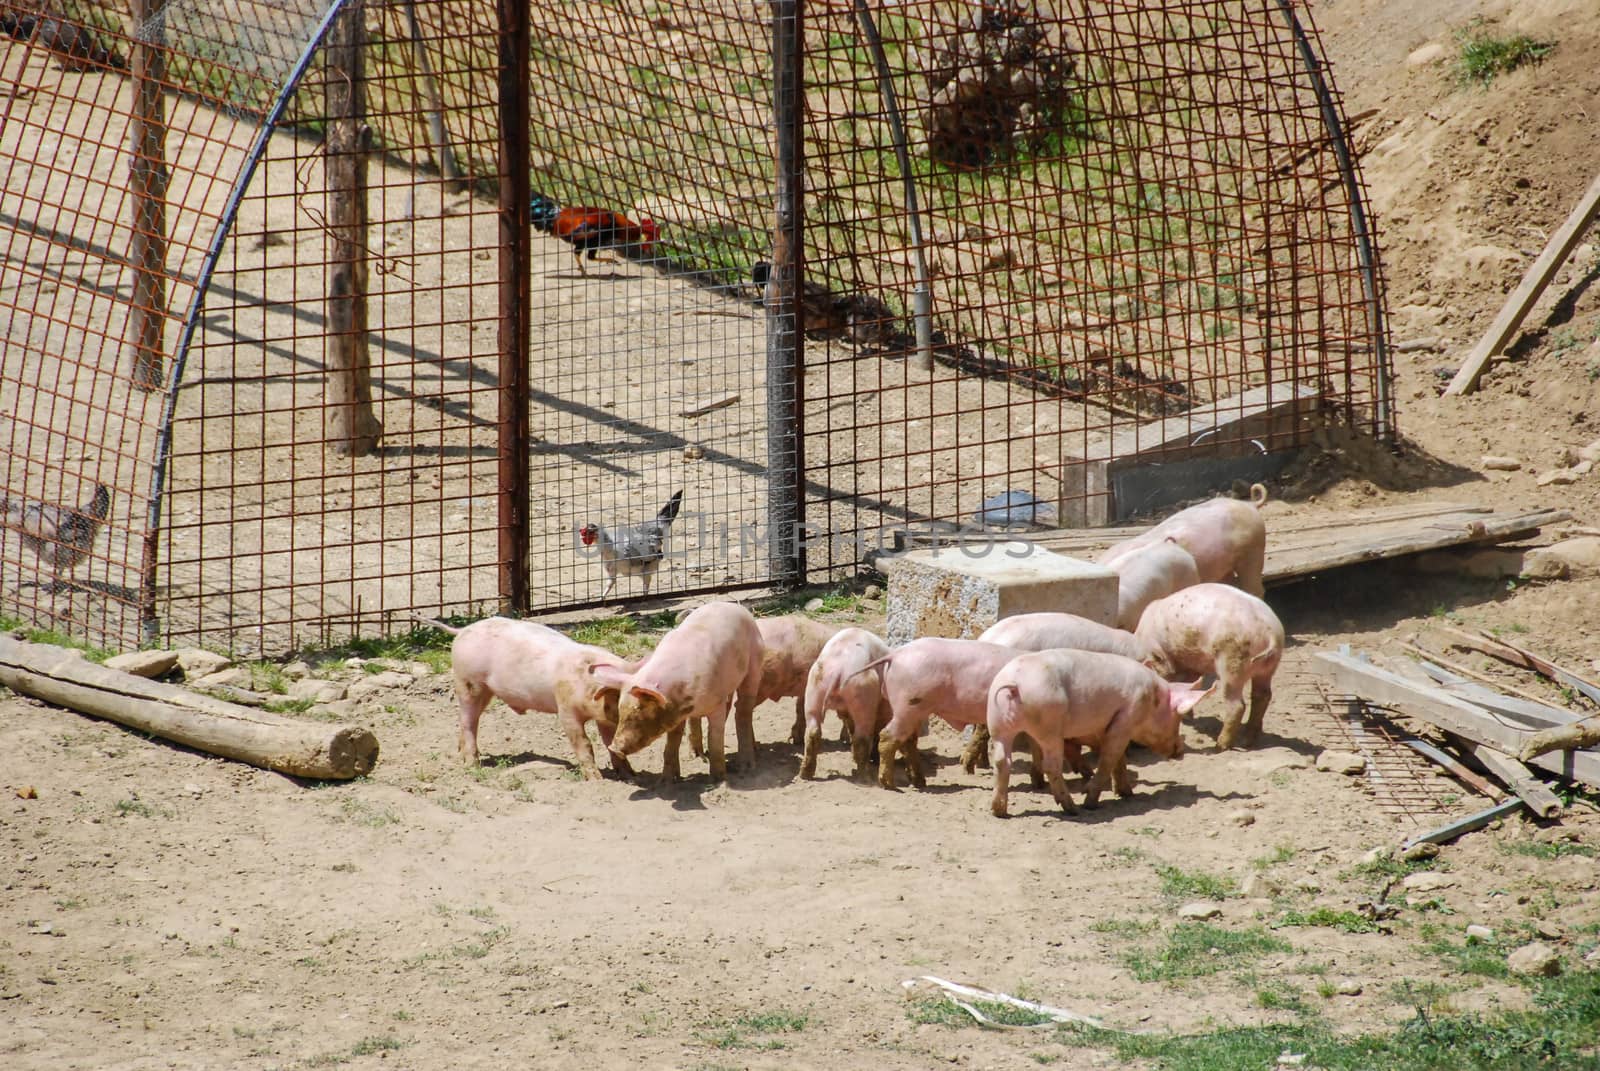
[579,490,684,597]
[2,482,112,591]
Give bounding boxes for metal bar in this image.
[851,0,933,372]
[1397,738,1505,802]
[1275,0,1392,442]
[766,0,804,589]
[497,0,532,614]
[1402,798,1527,851]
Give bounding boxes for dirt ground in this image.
[7,0,1600,1067]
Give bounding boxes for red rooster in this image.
[530,193,659,274]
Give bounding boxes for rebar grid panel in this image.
[1312,681,1459,823]
[1,0,1391,654]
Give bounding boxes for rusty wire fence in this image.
[0,0,1391,656]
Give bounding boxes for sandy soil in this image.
[6,1,1600,1068]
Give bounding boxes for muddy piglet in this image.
[861,638,1022,791]
[1135,582,1284,750]
[442,617,638,780]
[986,649,1209,818]
[593,601,764,781]
[1099,484,1268,596]
[800,627,891,780]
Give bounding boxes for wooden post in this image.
[0,636,378,780]
[324,1,383,457]
[766,0,805,588]
[1446,171,1600,395]
[495,0,531,613]
[128,0,168,391]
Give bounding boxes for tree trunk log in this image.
[324,1,382,457]
[1519,715,1600,764]
[0,636,378,779]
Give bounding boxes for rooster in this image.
[578,490,684,597]
[531,192,659,274]
[2,482,112,591]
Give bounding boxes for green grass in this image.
[1154,864,1239,900]
[907,995,1055,1028]
[263,697,316,715]
[1123,922,1292,983]
[0,615,114,662]
[1090,917,1159,939]
[1501,839,1596,861]
[1274,907,1384,935]
[1453,22,1556,86]
[563,612,674,658]
[698,1009,811,1049]
[114,798,159,818]
[336,797,399,828]
[1252,843,1297,870]
[752,582,868,617]
[1424,930,1510,980]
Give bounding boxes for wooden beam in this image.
[1313,651,1600,789]
[0,637,378,779]
[127,0,168,391]
[1439,626,1600,705]
[1454,739,1564,818]
[1446,170,1600,395]
[1407,653,1581,728]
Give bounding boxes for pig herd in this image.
[440,487,1286,818]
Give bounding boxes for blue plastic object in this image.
[974,490,1057,529]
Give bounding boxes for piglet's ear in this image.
[629,684,668,706]
[587,663,632,689]
[1171,682,1216,718]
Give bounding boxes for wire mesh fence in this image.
[0,0,1391,656]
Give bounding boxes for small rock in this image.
[1480,455,1522,471]
[1537,469,1580,487]
[1401,842,1439,862]
[1575,459,1596,476]
[105,649,180,678]
[346,671,414,700]
[1466,924,1495,941]
[1178,902,1223,921]
[1405,41,1445,66]
[183,783,204,797]
[404,661,434,678]
[1402,872,1456,892]
[683,444,705,461]
[318,699,359,718]
[345,657,367,669]
[1241,873,1281,897]
[1242,747,1311,774]
[190,667,250,691]
[1524,537,1600,579]
[1227,809,1256,827]
[281,661,312,680]
[1507,942,1561,977]
[1578,439,1600,464]
[803,597,825,613]
[1585,947,1600,965]
[1294,878,1322,894]
[1535,920,1563,941]
[862,584,882,600]
[1360,845,1393,865]
[1335,979,1363,996]
[15,786,37,800]
[288,678,349,703]
[174,648,232,680]
[1315,749,1367,775]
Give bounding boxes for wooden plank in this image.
[1454,740,1564,818]
[1263,509,1568,584]
[1313,651,1600,789]
[1408,655,1581,728]
[1439,626,1600,706]
[1447,171,1600,395]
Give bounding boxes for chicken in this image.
[2,482,112,591]
[530,192,660,274]
[578,490,684,597]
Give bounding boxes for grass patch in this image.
[907,994,1054,1028]
[1253,978,1307,1014]
[1274,907,1383,935]
[263,697,316,715]
[1123,922,1292,983]
[114,798,159,818]
[563,613,673,658]
[1425,931,1510,980]
[1501,839,1596,861]
[1089,917,1159,939]
[0,616,114,662]
[1252,843,1297,870]
[247,660,289,694]
[752,582,867,617]
[698,1009,810,1049]
[336,797,399,828]
[1154,864,1239,900]
[1453,21,1556,86]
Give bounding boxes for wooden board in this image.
[896,501,1570,589]
[1314,651,1600,789]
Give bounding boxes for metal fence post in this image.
[767,0,805,588]
[497,0,532,613]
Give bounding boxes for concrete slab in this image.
[882,542,1117,644]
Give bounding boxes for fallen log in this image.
[0,636,378,779]
[1519,715,1600,764]
[1314,651,1600,789]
